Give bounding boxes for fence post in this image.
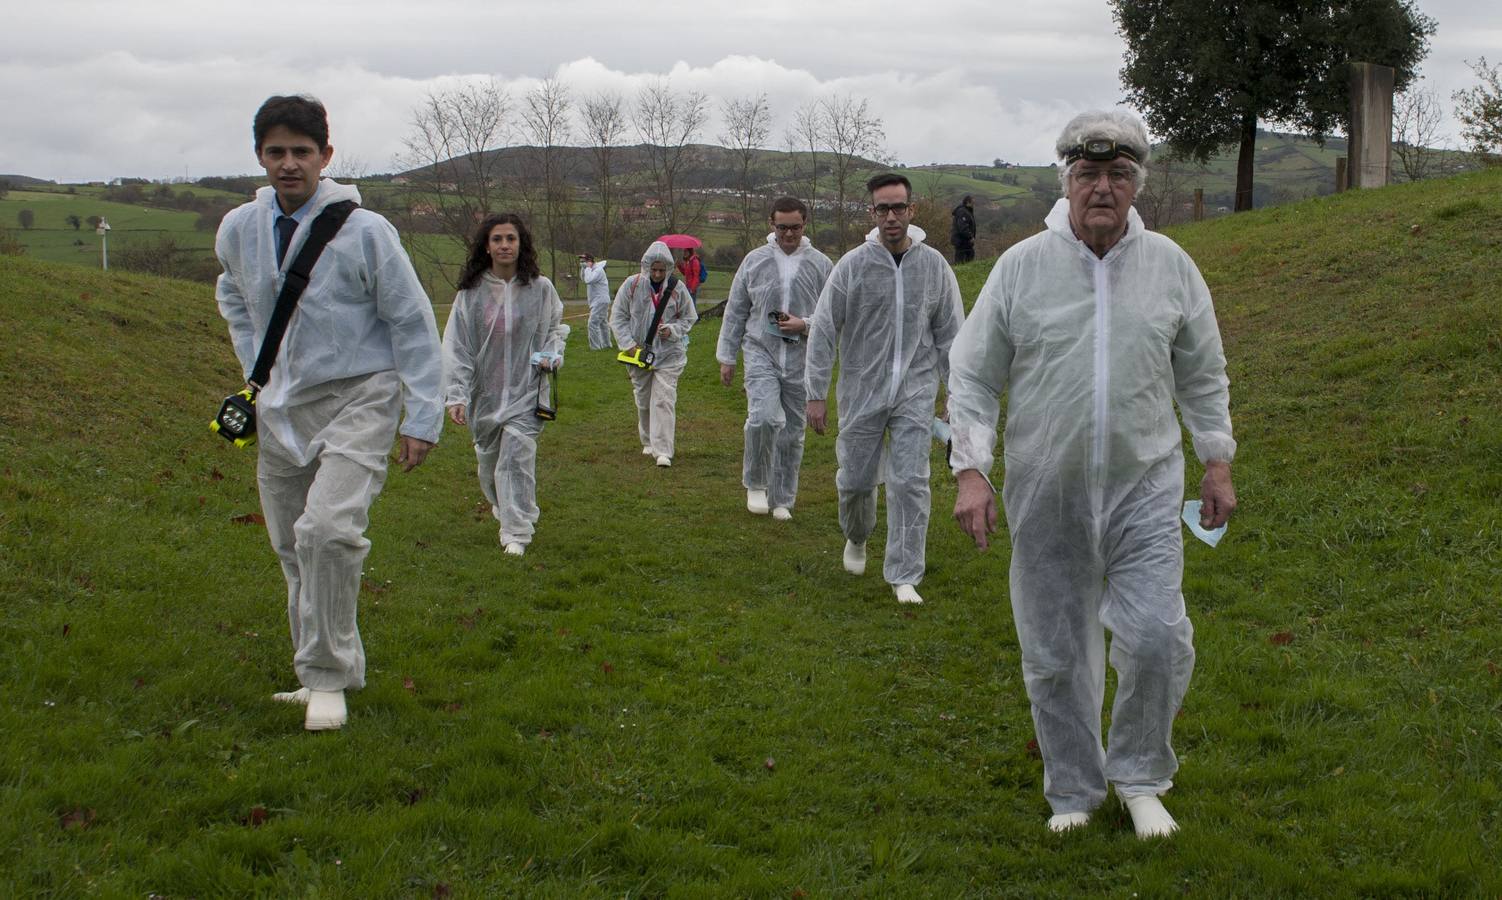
[1348,62,1395,188]
[1193,189,1203,222]
[1335,157,1347,193]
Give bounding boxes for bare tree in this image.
[520,77,576,285]
[719,93,772,253]
[632,79,708,233]
[395,79,511,289]
[1392,86,1444,182]
[1136,154,1204,229]
[790,101,823,237]
[580,90,628,256]
[819,94,884,248]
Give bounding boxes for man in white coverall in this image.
[806,173,965,605]
[580,253,613,350]
[948,110,1237,837]
[215,95,443,732]
[717,197,833,520]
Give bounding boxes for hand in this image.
[806,399,827,435]
[778,314,806,335]
[1199,460,1236,529]
[396,435,435,473]
[719,363,735,387]
[954,469,998,550]
[657,324,673,340]
[446,405,467,426]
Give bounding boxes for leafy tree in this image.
[17,209,34,229]
[1453,57,1502,160]
[86,215,102,231]
[66,214,82,230]
[1113,0,1434,211]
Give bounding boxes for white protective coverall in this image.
[947,198,1236,815]
[215,178,443,692]
[610,241,699,459]
[581,260,613,349]
[805,225,965,586]
[716,232,833,510]
[442,272,568,547]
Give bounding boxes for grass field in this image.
[1,169,1499,896]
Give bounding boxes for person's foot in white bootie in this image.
[893,583,923,604]
[771,507,792,521]
[1047,812,1090,833]
[747,489,769,515]
[842,540,866,575]
[272,687,311,704]
[304,689,347,731]
[642,446,654,456]
[655,455,672,467]
[503,542,525,556]
[1123,795,1178,838]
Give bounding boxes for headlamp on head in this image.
[1063,139,1142,165]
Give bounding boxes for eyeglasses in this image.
[1070,167,1135,188]
[871,202,912,217]
[773,223,805,232]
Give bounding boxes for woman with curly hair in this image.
[442,213,568,556]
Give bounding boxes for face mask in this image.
[1182,500,1227,548]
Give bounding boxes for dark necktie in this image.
[275,216,297,267]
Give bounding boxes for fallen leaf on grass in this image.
[230,513,265,526]
[537,728,554,741]
[403,677,416,693]
[361,579,390,596]
[1269,631,1294,646]
[433,884,453,899]
[132,677,145,690]
[242,806,269,827]
[600,661,615,675]
[62,623,71,637]
[59,808,96,831]
[401,788,425,806]
[443,702,463,714]
[459,608,484,630]
[209,468,225,482]
[1026,738,1041,759]
[1487,661,1499,678]
[764,757,776,771]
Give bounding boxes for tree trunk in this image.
[1234,112,1258,212]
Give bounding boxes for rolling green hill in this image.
[0,169,1498,895]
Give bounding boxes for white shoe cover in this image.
[747,489,770,515]
[655,455,672,467]
[642,446,655,456]
[1047,812,1090,833]
[272,687,311,705]
[843,540,867,575]
[1124,795,1178,838]
[503,542,525,556]
[304,689,347,731]
[771,507,792,521]
[894,584,924,604]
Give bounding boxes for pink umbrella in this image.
[656,233,702,249]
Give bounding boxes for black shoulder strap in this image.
[641,275,680,351]
[248,200,359,390]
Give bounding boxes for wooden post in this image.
[1335,157,1347,193]
[1348,62,1395,188]
[1193,188,1204,221]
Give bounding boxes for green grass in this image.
[1,168,1500,896]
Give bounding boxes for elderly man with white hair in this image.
[947,110,1237,838]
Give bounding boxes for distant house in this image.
[706,212,741,225]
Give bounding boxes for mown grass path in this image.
[2,171,1498,896]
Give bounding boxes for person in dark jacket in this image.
[950,195,977,263]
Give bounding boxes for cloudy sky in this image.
[1,0,1494,183]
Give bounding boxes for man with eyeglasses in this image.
[805,173,965,605]
[717,197,833,519]
[947,110,1237,838]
